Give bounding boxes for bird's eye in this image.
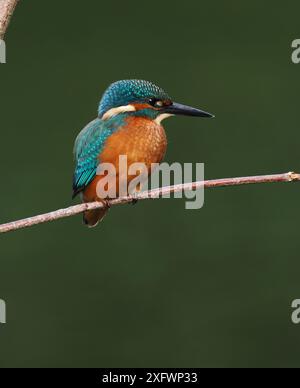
[148,98,164,108]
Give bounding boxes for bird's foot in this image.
[130,194,138,206]
[103,199,111,209]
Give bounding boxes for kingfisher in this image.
[73,80,213,227]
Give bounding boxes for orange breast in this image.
[83,116,167,201]
[100,116,167,165]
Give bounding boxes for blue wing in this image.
[72,118,114,198]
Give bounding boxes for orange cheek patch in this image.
[131,103,155,111]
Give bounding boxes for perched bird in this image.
[73,80,213,227]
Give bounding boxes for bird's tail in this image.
[83,207,109,228]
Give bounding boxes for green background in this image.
[0,0,300,367]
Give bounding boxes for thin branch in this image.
[0,171,299,234]
[0,0,19,39]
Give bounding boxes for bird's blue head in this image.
[98,79,213,123]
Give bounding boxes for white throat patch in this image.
[155,113,174,125]
[102,105,136,120]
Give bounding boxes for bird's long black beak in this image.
[164,102,214,118]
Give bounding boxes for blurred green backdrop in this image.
[0,0,300,367]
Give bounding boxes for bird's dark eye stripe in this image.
[148,98,164,107]
[148,98,158,106]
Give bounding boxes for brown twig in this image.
[0,0,19,39]
[0,172,299,234]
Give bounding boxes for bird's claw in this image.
[130,194,139,206]
[103,199,111,209]
[131,198,138,206]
